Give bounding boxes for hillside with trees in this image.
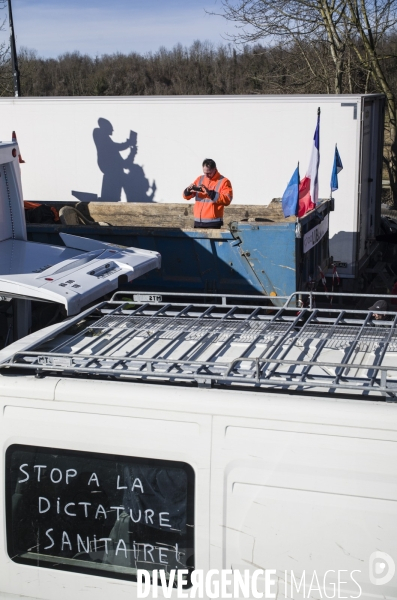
[2,39,395,99]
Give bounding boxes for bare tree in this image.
[215,0,350,93]
[0,0,12,95]
[342,0,397,205]
[217,0,397,206]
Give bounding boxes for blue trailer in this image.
[27,199,331,303]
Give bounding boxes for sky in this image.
[1,0,237,58]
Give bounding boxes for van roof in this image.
[1,291,396,400]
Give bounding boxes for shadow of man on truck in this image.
[93,118,132,202]
[124,144,156,203]
[92,119,156,203]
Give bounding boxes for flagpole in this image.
[296,161,301,237]
[330,143,336,200]
[316,107,320,211]
[8,0,20,98]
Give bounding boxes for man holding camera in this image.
[183,158,233,228]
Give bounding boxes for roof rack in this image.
[2,291,397,400]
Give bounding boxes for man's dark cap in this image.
[368,299,388,311]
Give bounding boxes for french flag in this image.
[298,110,320,217]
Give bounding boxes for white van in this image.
[0,292,396,600]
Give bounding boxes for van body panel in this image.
[0,385,211,599]
[210,414,397,598]
[0,374,396,599]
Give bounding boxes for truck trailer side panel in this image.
[0,94,384,279]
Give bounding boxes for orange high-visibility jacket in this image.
[183,170,233,226]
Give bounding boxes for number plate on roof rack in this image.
[133,294,162,303]
[37,356,73,368]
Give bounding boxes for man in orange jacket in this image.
[183,158,233,228]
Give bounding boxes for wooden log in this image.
[82,199,295,228]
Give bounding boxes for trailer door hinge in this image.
[341,102,358,120]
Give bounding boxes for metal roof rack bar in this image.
[332,311,374,386]
[6,352,397,394]
[50,302,127,355]
[2,293,397,398]
[259,309,310,373]
[111,289,397,305]
[368,313,397,388]
[263,309,319,379]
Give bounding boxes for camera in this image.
[191,185,203,192]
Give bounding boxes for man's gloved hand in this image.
[184,183,195,196]
[201,185,216,201]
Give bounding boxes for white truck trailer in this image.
[0,290,396,600]
[0,94,385,285]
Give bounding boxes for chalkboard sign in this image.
[6,444,195,582]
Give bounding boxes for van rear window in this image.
[6,444,195,582]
